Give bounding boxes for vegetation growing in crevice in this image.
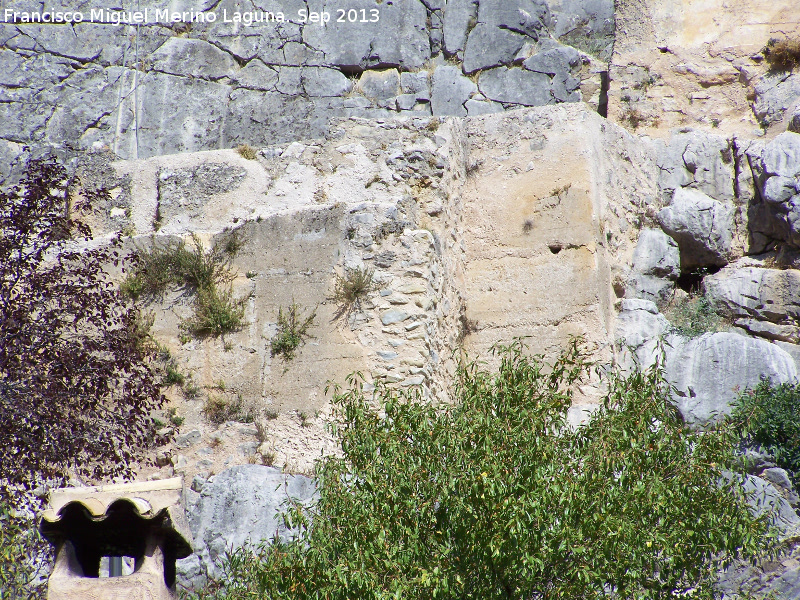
[236,143,259,160]
[665,293,725,338]
[764,38,800,72]
[203,392,255,426]
[187,341,774,600]
[121,232,247,337]
[270,302,317,362]
[330,266,382,320]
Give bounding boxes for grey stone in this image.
[381,309,409,325]
[665,333,797,425]
[176,465,316,589]
[654,130,735,203]
[175,429,202,450]
[522,47,581,76]
[548,0,615,38]
[400,71,431,101]
[461,0,550,73]
[442,0,478,55]
[232,60,279,91]
[614,299,671,369]
[151,38,238,80]
[761,467,794,492]
[357,69,401,101]
[762,131,800,178]
[478,67,553,106]
[476,0,550,35]
[789,106,800,133]
[171,454,189,471]
[465,99,505,116]
[749,131,800,248]
[431,65,477,117]
[625,273,674,307]
[657,187,734,268]
[303,67,353,97]
[395,94,419,111]
[136,72,232,158]
[753,72,800,128]
[463,24,529,74]
[302,0,430,70]
[739,474,800,536]
[704,264,800,323]
[630,228,680,279]
[735,318,800,343]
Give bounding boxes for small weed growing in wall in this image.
[203,393,254,425]
[122,233,247,338]
[764,38,800,72]
[270,301,317,361]
[236,144,259,160]
[665,294,725,338]
[183,285,247,338]
[331,266,382,319]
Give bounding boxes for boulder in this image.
[177,465,316,589]
[753,72,800,129]
[625,273,674,307]
[665,332,797,425]
[657,187,734,268]
[431,65,477,116]
[749,131,800,248]
[522,47,581,77]
[789,106,800,133]
[704,263,800,323]
[465,99,505,116]
[478,67,553,106]
[614,298,671,369]
[630,228,681,279]
[400,71,431,102]
[654,130,735,204]
[357,69,401,101]
[739,474,800,537]
[547,0,615,38]
[462,0,550,73]
[442,0,478,55]
[151,38,238,80]
[302,0,430,70]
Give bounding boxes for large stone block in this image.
[749,131,800,248]
[704,262,800,323]
[478,67,553,106]
[177,466,316,587]
[431,65,476,116]
[657,187,734,268]
[665,332,797,425]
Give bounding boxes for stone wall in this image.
[0,0,612,181]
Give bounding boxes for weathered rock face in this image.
[0,0,610,170]
[704,261,800,324]
[665,332,797,425]
[177,466,316,588]
[748,132,800,248]
[609,0,800,137]
[625,228,679,306]
[657,187,735,268]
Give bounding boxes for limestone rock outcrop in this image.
[657,187,735,268]
[177,466,316,588]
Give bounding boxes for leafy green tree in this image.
[731,380,800,486]
[191,341,772,600]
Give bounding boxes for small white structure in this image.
[40,478,192,600]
